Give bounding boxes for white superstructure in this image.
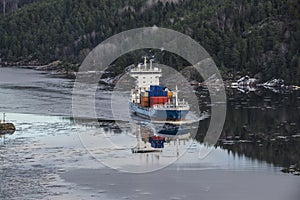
[130,57,162,91]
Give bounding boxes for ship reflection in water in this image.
[76,118,199,173]
[131,123,190,155]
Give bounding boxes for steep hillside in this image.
[0,0,299,84]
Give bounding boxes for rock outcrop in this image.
[0,122,16,135]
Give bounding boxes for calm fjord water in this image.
[0,67,299,199]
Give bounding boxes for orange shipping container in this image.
[168,91,173,98]
[141,96,149,102]
[141,101,149,107]
[140,96,149,107]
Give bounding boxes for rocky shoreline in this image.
[0,60,78,79]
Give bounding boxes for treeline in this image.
[0,0,299,84]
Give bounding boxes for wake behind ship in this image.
[129,58,189,121]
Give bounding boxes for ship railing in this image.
[176,99,189,106]
[130,68,162,73]
[164,102,189,109]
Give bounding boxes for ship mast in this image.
[150,59,153,70]
[144,57,147,69]
[175,85,179,107]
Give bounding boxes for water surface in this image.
[0,67,299,199]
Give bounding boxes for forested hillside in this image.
[0,0,40,15]
[0,0,299,84]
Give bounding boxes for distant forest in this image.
[0,0,299,84]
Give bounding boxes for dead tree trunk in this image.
[10,0,19,12]
[2,0,6,16]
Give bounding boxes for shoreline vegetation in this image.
[1,60,300,90]
[0,0,299,85]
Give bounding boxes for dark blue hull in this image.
[157,124,189,135]
[130,103,189,121]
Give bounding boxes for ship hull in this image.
[130,102,189,121]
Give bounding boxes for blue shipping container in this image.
[149,90,168,97]
[150,85,163,92]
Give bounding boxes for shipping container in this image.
[141,96,149,101]
[150,85,164,92]
[140,96,149,107]
[150,96,168,103]
[150,96,168,107]
[149,90,168,97]
[141,91,149,97]
[141,101,149,107]
[168,91,173,98]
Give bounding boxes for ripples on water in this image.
[0,67,299,199]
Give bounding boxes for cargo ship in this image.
[129,58,189,121]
